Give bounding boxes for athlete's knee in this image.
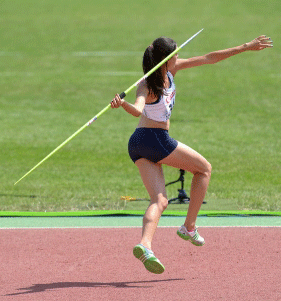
[205,161,212,178]
[151,195,168,212]
[160,197,168,211]
[157,196,168,212]
[195,160,212,178]
[206,161,212,175]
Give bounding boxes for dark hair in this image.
[143,37,177,98]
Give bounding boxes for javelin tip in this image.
[179,28,204,49]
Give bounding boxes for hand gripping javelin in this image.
[14,28,204,185]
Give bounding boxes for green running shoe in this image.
[177,225,205,246]
[133,244,165,274]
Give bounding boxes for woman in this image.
[111,35,273,274]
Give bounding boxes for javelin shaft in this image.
[14,123,88,185]
[14,28,203,185]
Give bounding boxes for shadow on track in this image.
[5,278,185,296]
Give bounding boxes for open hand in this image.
[246,35,273,51]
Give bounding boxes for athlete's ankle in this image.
[140,241,152,250]
[184,223,196,232]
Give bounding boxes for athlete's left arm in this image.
[172,35,273,74]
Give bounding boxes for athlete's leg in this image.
[159,142,212,231]
[135,158,168,250]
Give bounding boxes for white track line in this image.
[0,51,202,57]
[1,226,280,230]
[0,71,142,77]
[73,51,144,57]
[72,51,203,57]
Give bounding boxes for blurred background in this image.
[0,0,280,212]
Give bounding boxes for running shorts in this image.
[128,128,178,163]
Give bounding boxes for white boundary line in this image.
[1,226,280,230]
[0,71,143,77]
[73,51,203,57]
[0,51,203,57]
[73,51,144,57]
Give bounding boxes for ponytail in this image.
[142,37,177,98]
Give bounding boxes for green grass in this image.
[0,0,280,212]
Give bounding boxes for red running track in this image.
[1,227,280,300]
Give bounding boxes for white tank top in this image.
[142,71,176,122]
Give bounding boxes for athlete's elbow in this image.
[132,111,142,118]
[134,108,144,118]
[206,57,220,65]
[204,54,221,65]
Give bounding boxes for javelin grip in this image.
[119,92,126,99]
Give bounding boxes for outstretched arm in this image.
[174,35,273,72]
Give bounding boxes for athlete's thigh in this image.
[158,141,211,174]
[135,158,167,200]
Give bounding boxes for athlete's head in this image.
[143,37,177,98]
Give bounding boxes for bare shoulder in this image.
[136,80,149,100]
[136,80,157,104]
[137,80,148,94]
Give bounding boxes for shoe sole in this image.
[177,230,205,246]
[133,245,165,274]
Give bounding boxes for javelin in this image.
[14,28,204,185]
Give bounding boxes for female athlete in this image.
[111,35,273,274]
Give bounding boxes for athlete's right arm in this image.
[111,83,147,117]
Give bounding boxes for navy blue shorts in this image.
[128,128,178,163]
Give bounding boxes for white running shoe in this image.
[177,225,205,246]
